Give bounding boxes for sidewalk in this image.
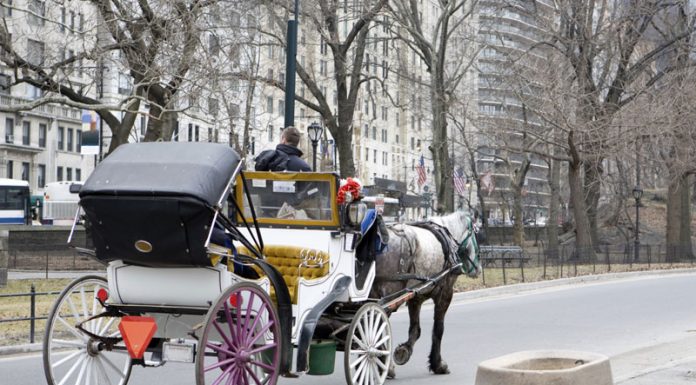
[612,334,696,385]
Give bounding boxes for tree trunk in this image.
[583,160,603,248]
[512,183,524,246]
[569,160,596,260]
[547,156,561,259]
[334,104,356,178]
[430,82,453,214]
[668,173,695,261]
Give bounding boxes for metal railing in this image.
[0,284,60,343]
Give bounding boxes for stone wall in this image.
[1,226,102,271]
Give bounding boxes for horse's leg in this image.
[429,284,454,374]
[394,297,424,365]
[388,297,424,379]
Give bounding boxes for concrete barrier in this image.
[475,350,613,385]
[0,230,8,287]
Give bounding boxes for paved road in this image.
[3,273,696,385]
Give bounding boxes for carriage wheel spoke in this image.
[205,357,235,372]
[249,359,275,371]
[206,342,235,356]
[244,365,264,385]
[98,318,116,337]
[52,349,83,369]
[246,320,275,346]
[56,316,86,342]
[213,320,237,351]
[244,305,267,346]
[352,357,367,384]
[74,355,89,385]
[93,356,113,385]
[374,357,388,371]
[350,353,367,368]
[245,342,277,356]
[84,357,93,385]
[210,364,235,385]
[98,354,126,378]
[80,287,89,322]
[242,292,255,343]
[66,296,82,326]
[57,354,86,385]
[53,339,85,348]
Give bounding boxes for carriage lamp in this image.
[346,201,367,228]
[307,122,324,171]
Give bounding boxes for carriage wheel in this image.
[43,275,132,385]
[344,303,393,385]
[196,282,281,385]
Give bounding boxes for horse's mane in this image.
[428,211,471,243]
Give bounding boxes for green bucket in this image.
[307,340,336,375]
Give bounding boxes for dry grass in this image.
[454,263,696,292]
[0,279,71,346]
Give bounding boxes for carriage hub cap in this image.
[87,340,101,356]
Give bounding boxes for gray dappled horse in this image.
[370,211,481,377]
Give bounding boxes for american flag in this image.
[453,167,466,195]
[416,155,427,186]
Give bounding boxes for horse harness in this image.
[410,221,461,271]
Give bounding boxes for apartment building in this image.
[475,0,552,223]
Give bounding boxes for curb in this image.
[453,267,696,302]
[0,343,41,356]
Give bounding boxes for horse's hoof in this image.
[393,344,412,365]
[430,361,450,375]
[387,366,396,379]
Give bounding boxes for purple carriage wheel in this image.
[196,282,281,385]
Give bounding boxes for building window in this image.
[279,99,284,117]
[373,149,377,164]
[21,162,29,182]
[267,124,274,142]
[267,97,273,114]
[56,166,63,181]
[22,121,30,145]
[5,117,14,143]
[38,164,45,188]
[365,148,369,161]
[76,130,81,152]
[364,124,369,138]
[60,7,66,32]
[410,137,415,150]
[28,0,45,26]
[57,126,65,150]
[67,128,74,151]
[39,123,46,147]
[75,168,81,182]
[208,127,213,142]
[195,125,199,142]
[173,121,179,142]
[27,39,45,66]
[371,127,376,140]
[187,123,193,142]
[66,167,72,181]
[395,134,399,144]
[6,160,13,178]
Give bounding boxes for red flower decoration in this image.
[337,178,362,205]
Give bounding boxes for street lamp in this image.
[307,122,323,171]
[284,0,300,128]
[633,185,643,262]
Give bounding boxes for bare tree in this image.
[388,0,479,213]
[260,0,388,177]
[543,1,696,256]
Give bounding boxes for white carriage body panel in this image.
[238,227,376,342]
[107,260,233,307]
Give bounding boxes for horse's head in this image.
[435,211,482,278]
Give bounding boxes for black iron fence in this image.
[0,284,60,343]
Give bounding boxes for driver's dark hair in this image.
[281,126,301,147]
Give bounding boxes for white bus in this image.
[43,181,81,225]
[0,178,31,225]
[362,195,401,223]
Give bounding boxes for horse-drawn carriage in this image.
[42,142,480,385]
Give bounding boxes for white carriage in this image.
[43,142,393,385]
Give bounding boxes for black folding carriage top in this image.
[79,142,241,267]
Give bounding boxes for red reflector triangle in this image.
[118,316,157,359]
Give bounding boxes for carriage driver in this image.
[255,126,311,172]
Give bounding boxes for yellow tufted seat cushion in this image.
[236,245,329,304]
